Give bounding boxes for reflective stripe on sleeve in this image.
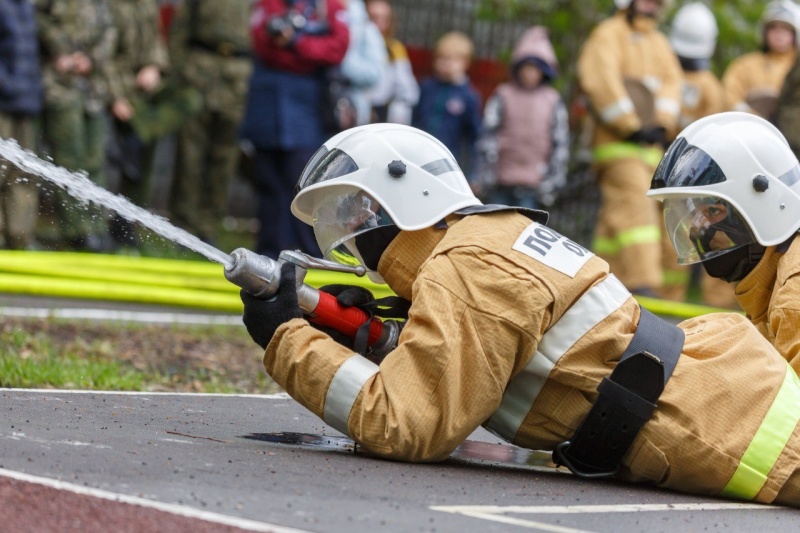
[323,355,379,436]
[593,225,662,257]
[486,275,632,441]
[656,98,680,117]
[593,142,663,167]
[720,363,800,501]
[599,98,635,123]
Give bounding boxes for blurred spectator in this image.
[412,31,481,175]
[0,0,42,250]
[476,26,568,209]
[167,0,253,245]
[366,0,419,124]
[722,0,798,120]
[107,0,170,247]
[36,0,119,252]
[240,0,349,259]
[337,0,387,127]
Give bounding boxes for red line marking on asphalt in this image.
[0,467,309,533]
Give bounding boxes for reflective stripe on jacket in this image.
[678,69,724,130]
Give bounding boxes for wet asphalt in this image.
[1,389,798,532]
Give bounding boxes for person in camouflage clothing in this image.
[167,0,253,244]
[107,0,170,246]
[35,0,120,251]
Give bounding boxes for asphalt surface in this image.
[2,389,798,532]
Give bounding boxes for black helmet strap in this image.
[702,243,765,282]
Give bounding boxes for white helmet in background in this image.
[292,123,481,281]
[669,3,718,60]
[647,112,800,280]
[761,0,800,36]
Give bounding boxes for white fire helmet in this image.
[647,112,800,265]
[669,3,718,60]
[761,0,800,38]
[291,123,481,282]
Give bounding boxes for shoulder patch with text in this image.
[512,222,594,278]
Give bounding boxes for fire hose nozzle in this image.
[224,248,283,299]
[225,247,399,357]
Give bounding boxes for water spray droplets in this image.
[0,138,234,269]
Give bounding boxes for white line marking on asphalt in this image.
[0,388,291,400]
[0,467,310,533]
[160,438,195,445]
[431,502,782,532]
[4,432,112,450]
[0,306,243,325]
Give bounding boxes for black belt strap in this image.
[553,307,685,478]
[189,39,250,58]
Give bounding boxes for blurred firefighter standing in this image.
[722,0,799,121]
[577,0,682,297]
[658,2,737,308]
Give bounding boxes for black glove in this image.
[626,126,667,146]
[241,262,303,349]
[310,284,376,349]
[321,284,375,307]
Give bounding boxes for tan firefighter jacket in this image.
[577,12,682,166]
[722,50,796,117]
[678,69,725,131]
[265,212,800,505]
[736,235,800,373]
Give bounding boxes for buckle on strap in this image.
[554,308,684,479]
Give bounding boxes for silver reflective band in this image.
[600,98,635,124]
[642,75,662,93]
[486,275,632,441]
[323,355,379,435]
[656,98,680,116]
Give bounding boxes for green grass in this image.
[0,318,279,394]
[0,328,147,390]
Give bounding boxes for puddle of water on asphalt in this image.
[242,432,561,469]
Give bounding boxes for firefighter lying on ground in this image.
[649,111,800,375]
[241,123,800,506]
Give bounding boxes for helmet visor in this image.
[651,137,727,191]
[296,148,359,195]
[663,196,757,264]
[312,188,396,259]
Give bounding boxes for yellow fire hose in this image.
[0,250,395,312]
[0,250,734,319]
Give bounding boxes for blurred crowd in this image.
[1,0,800,309]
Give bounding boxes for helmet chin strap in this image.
[702,244,765,283]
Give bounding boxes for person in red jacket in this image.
[241,0,350,259]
